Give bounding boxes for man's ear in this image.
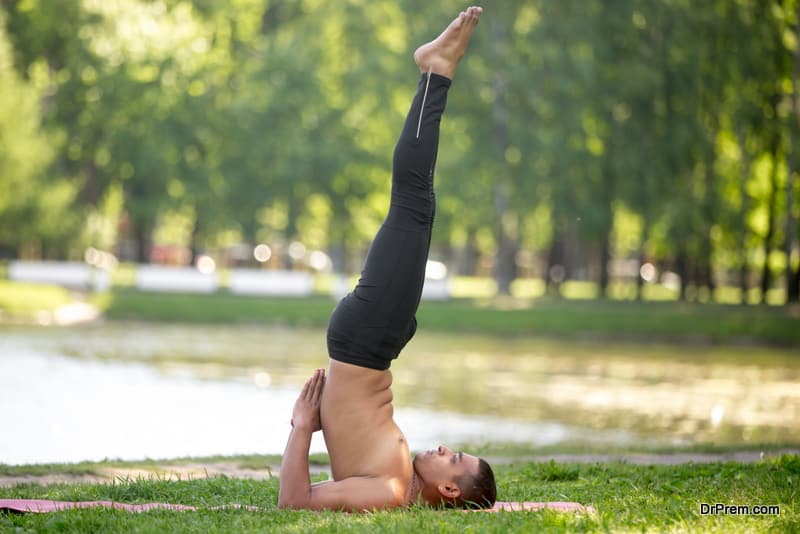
[437,483,461,500]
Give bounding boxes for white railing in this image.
[228,269,314,297]
[9,261,110,291]
[135,265,218,293]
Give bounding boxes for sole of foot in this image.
[413,6,483,79]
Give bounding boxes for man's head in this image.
[412,445,496,509]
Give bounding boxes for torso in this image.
[320,359,413,504]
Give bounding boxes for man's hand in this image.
[291,368,325,432]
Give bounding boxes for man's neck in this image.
[408,470,424,505]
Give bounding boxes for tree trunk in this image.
[190,215,202,266]
[676,247,688,301]
[327,211,347,274]
[545,224,565,297]
[760,129,781,304]
[598,232,611,299]
[794,262,800,301]
[598,137,615,300]
[495,212,519,295]
[457,229,479,276]
[786,10,800,303]
[635,215,649,302]
[490,15,517,296]
[133,221,152,264]
[701,159,717,297]
[284,192,300,270]
[736,126,752,305]
[635,250,645,301]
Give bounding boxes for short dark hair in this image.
[453,458,497,509]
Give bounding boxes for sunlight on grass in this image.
[110,262,137,287]
[510,278,546,298]
[0,280,72,312]
[560,281,598,300]
[450,276,496,298]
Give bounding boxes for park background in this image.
[0,1,799,531]
[0,0,798,304]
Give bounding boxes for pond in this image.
[1,322,798,464]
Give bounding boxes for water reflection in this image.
[0,346,629,465]
[1,322,798,464]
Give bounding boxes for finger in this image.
[306,370,319,396]
[311,371,324,401]
[314,369,325,400]
[301,376,312,399]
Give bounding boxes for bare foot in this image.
[413,6,483,79]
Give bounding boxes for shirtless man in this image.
[278,7,496,512]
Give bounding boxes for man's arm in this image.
[277,423,316,509]
[278,369,325,508]
[280,429,400,512]
[277,369,404,511]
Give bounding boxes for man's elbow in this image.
[277,492,310,510]
[277,496,298,510]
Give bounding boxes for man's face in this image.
[413,444,480,488]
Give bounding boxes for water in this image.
[1,322,798,464]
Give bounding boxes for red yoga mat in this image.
[0,499,594,514]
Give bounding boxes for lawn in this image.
[90,289,800,345]
[1,277,798,343]
[1,455,797,533]
[0,280,72,316]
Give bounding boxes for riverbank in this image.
[4,281,798,345]
[1,448,796,532]
[3,443,799,485]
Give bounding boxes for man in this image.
[278,6,496,512]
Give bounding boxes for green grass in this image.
[2,277,798,344]
[89,289,800,345]
[0,280,72,316]
[1,455,797,532]
[3,444,798,478]
[459,441,800,459]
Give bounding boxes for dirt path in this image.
[0,463,327,488]
[485,449,800,466]
[2,450,797,488]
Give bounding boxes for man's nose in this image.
[438,445,451,455]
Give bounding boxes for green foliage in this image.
[0,0,798,300]
[0,11,63,251]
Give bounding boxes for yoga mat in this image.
[0,500,258,513]
[0,499,594,514]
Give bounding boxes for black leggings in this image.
[327,73,451,370]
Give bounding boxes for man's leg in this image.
[327,7,482,369]
[349,71,449,321]
[353,7,483,322]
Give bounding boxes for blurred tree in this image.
[0,6,75,258]
[785,0,800,303]
[0,0,797,304]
